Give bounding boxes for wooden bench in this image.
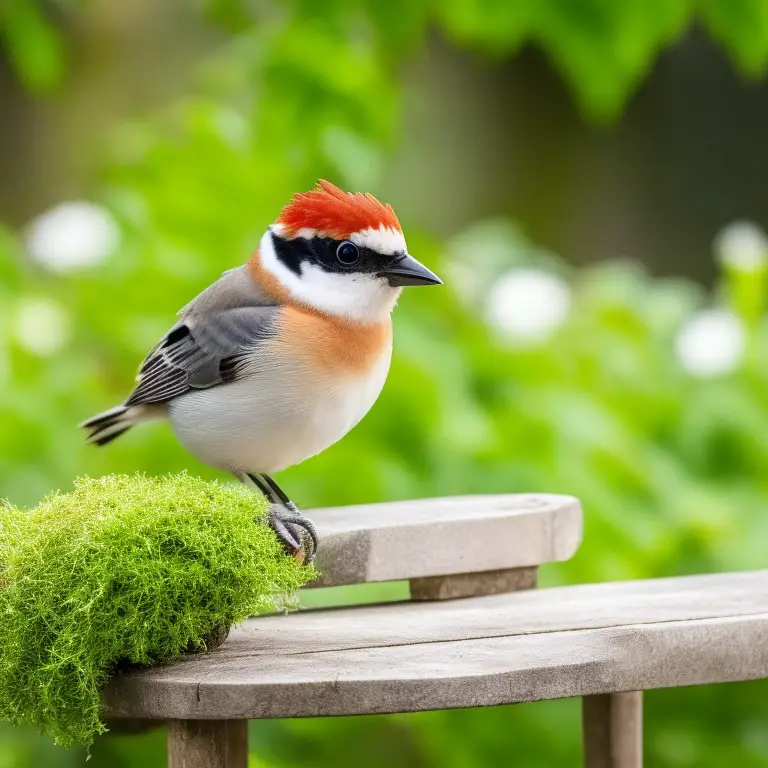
[103,494,768,768]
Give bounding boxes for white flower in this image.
[675,309,745,378]
[486,268,571,343]
[445,220,534,306]
[25,201,119,273]
[715,221,768,272]
[14,298,70,357]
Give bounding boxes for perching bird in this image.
[80,180,442,563]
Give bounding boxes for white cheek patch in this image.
[350,226,407,255]
[259,229,400,323]
[291,265,400,323]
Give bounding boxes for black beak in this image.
[380,254,443,287]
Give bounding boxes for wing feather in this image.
[125,305,278,406]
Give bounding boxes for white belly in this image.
[167,347,391,474]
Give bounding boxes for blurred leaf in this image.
[436,0,534,56]
[533,0,693,122]
[700,0,768,76]
[0,0,66,93]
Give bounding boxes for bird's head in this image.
[253,180,442,323]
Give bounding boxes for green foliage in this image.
[0,473,313,747]
[0,0,67,93]
[7,0,768,120]
[700,0,768,76]
[194,0,768,121]
[436,0,695,121]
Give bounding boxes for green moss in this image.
[0,473,314,747]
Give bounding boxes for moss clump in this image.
[0,472,314,747]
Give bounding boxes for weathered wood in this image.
[104,570,768,720]
[307,494,581,587]
[583,692,643,768]
[111,569,768,658]
[410,566,537,600]
[167,720,247,768]
[107,615,768,719]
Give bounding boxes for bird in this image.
[80,180,442,564]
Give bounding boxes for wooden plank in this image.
[167,720,247,768]
[106,614,768,719]
[125,570,767,659]
[409,566,538,600]
[307,494,581,587]
[583,692,643,768]
[103,571,768,720]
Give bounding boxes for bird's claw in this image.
[267,504,318,565]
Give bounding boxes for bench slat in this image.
[308,494,581,587]
[104,570,768,719]
[106,616,768,719]
[244,570,768,656]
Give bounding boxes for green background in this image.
[2,1,768,765]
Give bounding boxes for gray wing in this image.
[125,306,278,406]
[125,265,279,406]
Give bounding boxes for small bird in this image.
[80,180,442,563]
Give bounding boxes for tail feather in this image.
[79,404,162,447]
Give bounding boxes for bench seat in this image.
[99,494,768,767]
[105,569,768,720]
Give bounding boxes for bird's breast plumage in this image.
[166,308,393,474]
[276,304,392,374]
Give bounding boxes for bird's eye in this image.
[336,241,360,266]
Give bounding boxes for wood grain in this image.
[104,570,768,720]
[167,720,247,768]
[583,692,643,768]
[306,494,582,587]
[153,569,768,658]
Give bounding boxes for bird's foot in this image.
[267,503,318,565]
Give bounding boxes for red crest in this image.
[277,180,402,240]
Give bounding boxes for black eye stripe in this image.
[270,232,306,275]
[271,232,395,275]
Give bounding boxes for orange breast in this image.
[276,305,392,375]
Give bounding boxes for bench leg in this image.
[167,719,248,768]
[582,692,642,768]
